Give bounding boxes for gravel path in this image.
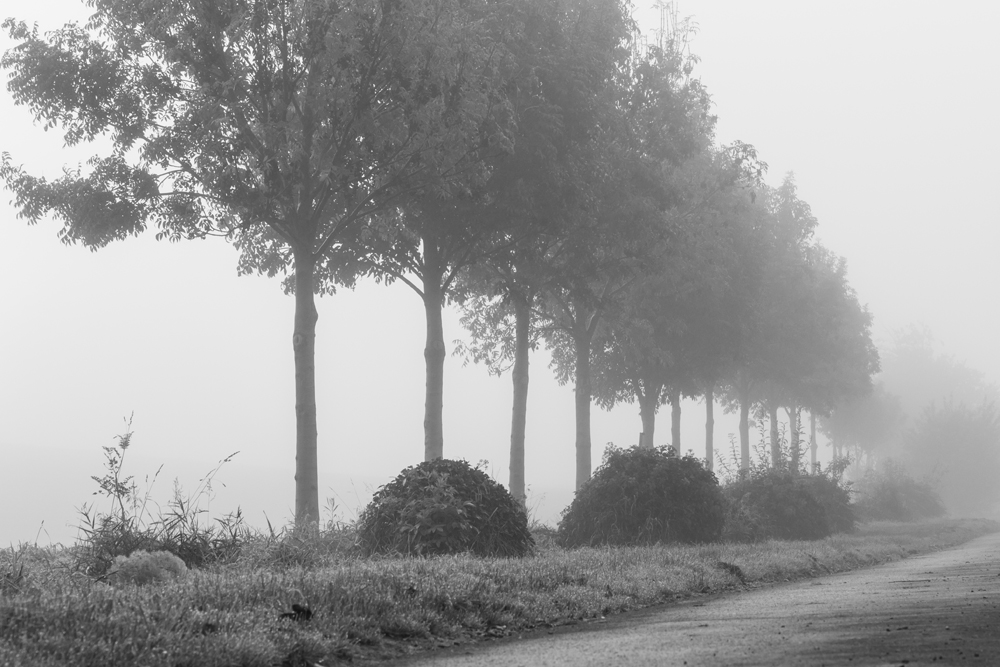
[395,531,1000,666]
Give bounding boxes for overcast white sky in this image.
[2,1,999,546]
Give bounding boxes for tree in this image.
[904,401,1000,516]
[446,0,638,503]
[590,145,761,459]
[820,381,904,465]
[541,31,717,489]
[353,0,589,465]
[2,0,514,529]
[879,325,998,427]
[789,246,880,470]
[718,176,878,473]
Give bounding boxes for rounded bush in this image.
[356,459,534,557]
[722,469,854,542]
[557,446,725,547]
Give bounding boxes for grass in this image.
[1,518,996,666]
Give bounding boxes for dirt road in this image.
[397,532,1000,666]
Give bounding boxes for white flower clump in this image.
[109,550,188,586]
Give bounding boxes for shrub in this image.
[853,460,946,522]
[722,469,854,542]
[107,549,188,586]
[557,446,725,547]
[797,474,855,534]
[356,459,534,557]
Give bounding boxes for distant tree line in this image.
[822,326,1000,516]
[2,0,878,529]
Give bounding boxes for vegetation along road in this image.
[396,531,1000,666]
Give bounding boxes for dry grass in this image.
[0,518,995,666]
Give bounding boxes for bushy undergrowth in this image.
[722,469,854,542]
[74,416,252,577]
[558,446,725,547]
[853,460,946,522]
[356,459,534,557]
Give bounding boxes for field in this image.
[1,518,996,666]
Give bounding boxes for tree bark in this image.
[508,291,531,506]
[739,382,750,472]
[422,249,446,461]
[574,329,593,490]
[789,405,800,475]
[810,411,818,473]
[769,403,781,469]
[669,386,681,455]
[292,249,320,530]
[705,385,715,471]
[637,379,661,449]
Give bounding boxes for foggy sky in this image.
[2,0,998,545]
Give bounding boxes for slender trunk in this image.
[292,250,320,530]
[637,380,661,448]
[739,383,750,471]
[669,387,681,455]
[422,259,446,461]
[574,330,593,490]
[705,385,715,471]
[788,405,800,475]
[810,411,818,473]
[508,292,531,506]
[769,403,780,469]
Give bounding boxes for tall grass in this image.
[1,518,995,666]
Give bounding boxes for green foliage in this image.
[74,417,251,577]
[853,460,946,522]
[557,445,725,547]
[356,459,534,558]
[722,469,854,542]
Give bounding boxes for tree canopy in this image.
[2,0,519,529]
[3,0,887,520]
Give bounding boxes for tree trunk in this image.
[769,403,781,469]
[669,387,681,455]
[422,263,446,461]
[739,384,750,472]
[637,380,661,449]
[574,331,593,490]
[705,385,715,471]
[810,411,818,473]
[292,250,320,530]
[508,292,531,506]
[788,405,800,475]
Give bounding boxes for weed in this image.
[73,415,250,577]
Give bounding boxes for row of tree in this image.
[822,327,1000,515]
[1,0,878,529]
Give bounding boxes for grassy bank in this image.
[1,518,995,666]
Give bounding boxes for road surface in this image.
[396,531,1000,666]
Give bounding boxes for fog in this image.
[2,0,999,546]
